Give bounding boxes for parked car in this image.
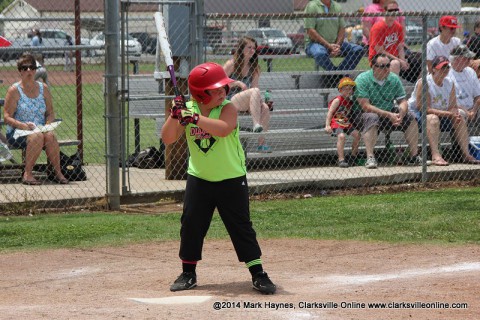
[89,32,142,57]
[130,32,157,54]
[245,28,294,55]
[0,29,90,61]
[28,29,91,58]
[0,36,27,61]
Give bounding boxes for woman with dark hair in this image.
[223,36,271,152]
[3,53,69,184]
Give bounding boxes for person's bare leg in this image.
[362,126,378,159]
[351,130,361,156]
[337,132,346,161]
[258,102,271,146]
[231,88,262,127]
[24,133,44,181]
[404,119,419,156]
[390,59,401,75]
[426,114,447,164]
[452,117,475,161]
[43,132,66,180]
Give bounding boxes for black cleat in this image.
[170,272,197,292]
[252,271,276,295]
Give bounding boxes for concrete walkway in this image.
[0,163,479,209]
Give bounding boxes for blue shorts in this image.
[6,131,27,149]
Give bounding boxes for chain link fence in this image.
[1,0,479,211]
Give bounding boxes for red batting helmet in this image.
[188,62,234,104]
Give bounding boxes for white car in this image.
[89,33,142,57]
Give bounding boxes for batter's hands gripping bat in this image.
[154,11,186,118]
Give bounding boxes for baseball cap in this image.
[432,56,450,69]
[439,16,460,28]
[338,77,356,90]
[450,45,476,58]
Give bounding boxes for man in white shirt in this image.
[448,45,480,125]
[427,16,462,73]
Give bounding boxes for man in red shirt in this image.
[368,0,408,76]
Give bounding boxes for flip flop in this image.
[55,177,70,184]
[22,179,41,185]
[464,156,480,165]
[431,158,449,166]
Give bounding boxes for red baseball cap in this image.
[439,16,460,28]
[432,56,450,69]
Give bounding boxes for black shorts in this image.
[331,127,357,136]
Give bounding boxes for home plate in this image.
[129,296,212,305]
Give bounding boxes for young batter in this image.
[161,62,276,294]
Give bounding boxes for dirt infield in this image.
[0,239,478,319]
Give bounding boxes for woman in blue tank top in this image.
[3,53,69,185]
[223,36,272,152]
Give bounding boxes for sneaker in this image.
[170,272,197,292]
[406,155,422,166]
[257,145,272,153]
[365,157,378,169]
[338,160,349,168]
[252,271,276,295]
[252,124,263,133]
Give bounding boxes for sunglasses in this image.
[386,8,399,12]
[374,63,391,69]
[19,65,37,71]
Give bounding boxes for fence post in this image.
[104,0,121,209]
[420,12,429,183]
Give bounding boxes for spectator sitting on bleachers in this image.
[447,45,480,126]
[325,77,361,168]
[408,56,480,165]
[223,36,271,153]
[3,53,69,185]
[466,20,480,80]
[361,0,405,50]
[304,0,363,71]
[368,1,408,77]
[426,15,462,74]
[354,53,420,169]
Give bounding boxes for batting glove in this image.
[170,95,186,119]
[178,109,200,126]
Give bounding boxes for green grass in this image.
[1,187,479,252]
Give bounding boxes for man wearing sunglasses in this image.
[426,15,461,73]
[354,53,420,169]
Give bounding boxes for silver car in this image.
[246,28,294,55]
[32,29,91,58]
